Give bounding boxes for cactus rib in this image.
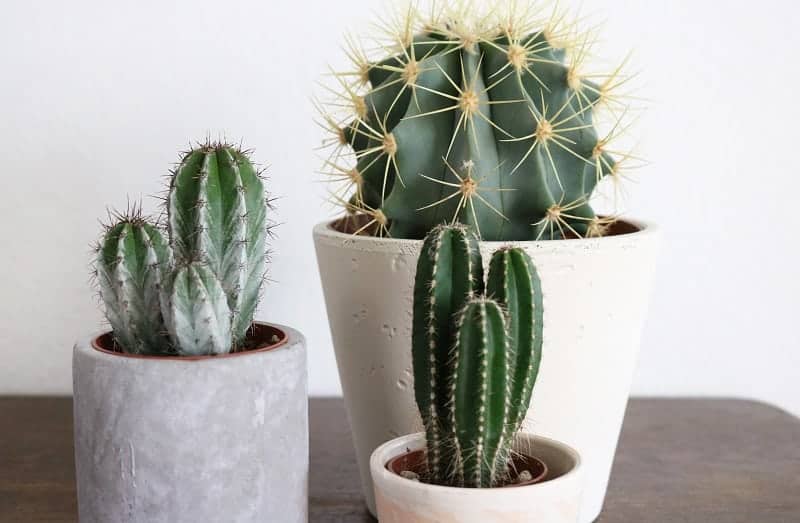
[95,140,271,356]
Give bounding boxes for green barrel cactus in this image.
[94,141,270,356]
[319,1,632,240]
[411,224,543,487]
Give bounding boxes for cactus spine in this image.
[452,297,511,487]
[320,1,635,240]
[95,141,270,356]
[412,224,543,488]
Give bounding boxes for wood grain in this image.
[1,398,798,522]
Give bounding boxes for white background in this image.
[1,0,798,416]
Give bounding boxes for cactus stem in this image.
[424,227,447,479]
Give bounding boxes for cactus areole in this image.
[319,1,639,241]
[94,142,274,357]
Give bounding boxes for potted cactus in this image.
[370,225,583,522]
[73,142,308,523]
[313,2,658,520]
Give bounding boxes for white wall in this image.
[1,0,798,416]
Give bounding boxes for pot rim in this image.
[88,321,289,362]
[313,216,658,249]
[371,432,582,497]
[385,448,549,488]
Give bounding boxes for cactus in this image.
[411,224,543,487]
[168,144,268,343]
[95,212,172,355]
[94,141,270,356]
[320,1,634,241]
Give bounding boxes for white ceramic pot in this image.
[314,219,659,521]
[371,433,583,523]
[72,322,308,523]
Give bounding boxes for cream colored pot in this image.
[371,433,583,523]
[314,219,659,521]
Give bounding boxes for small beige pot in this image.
[371,433,583,523]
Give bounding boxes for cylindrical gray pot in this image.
[73,322,308,523]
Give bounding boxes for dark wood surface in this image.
[1,398,798,522]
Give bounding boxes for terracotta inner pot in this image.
[386,448,549,488]
[331,215,641,238]
[92,323,288,360]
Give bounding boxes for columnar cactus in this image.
[96,214,172,355]
[320,1,633,240]
[412,224,543,487]
[167,145,268,343]
[94,141,270,356]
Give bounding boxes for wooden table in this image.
[1,398,798,522]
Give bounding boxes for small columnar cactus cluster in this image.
[411,224,543,487]
[94,142,270,356]
[319,1,635,240]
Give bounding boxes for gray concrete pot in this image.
[73,322,308,523]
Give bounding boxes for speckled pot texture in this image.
[314,219,659,521]
[371,433,583,523]
[72,322,308,523]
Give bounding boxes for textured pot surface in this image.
[372,433,583,523]
[314,220,659,521]
[73,322,308,523]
